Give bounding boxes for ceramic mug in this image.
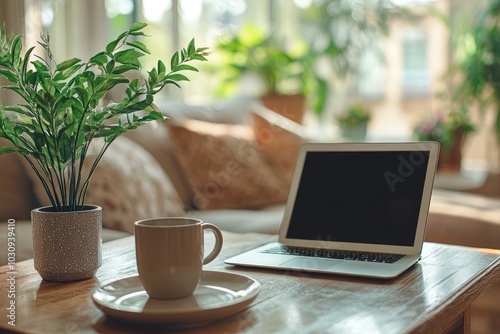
[135,217,223,299]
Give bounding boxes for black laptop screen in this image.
[286,150,430,246]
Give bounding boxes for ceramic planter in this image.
[341,123,368,142]
[437,129,466,172]
[32,205,102,282]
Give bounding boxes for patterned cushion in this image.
[167,119,288,210]
[124,120,193,208]
[29,136,185,234]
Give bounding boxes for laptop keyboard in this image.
[262,245,405,264]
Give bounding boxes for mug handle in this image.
[202,223,223,265]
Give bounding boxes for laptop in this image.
[225,141,440,279]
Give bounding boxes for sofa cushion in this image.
[123,97,262,208]
[426,190,500,250]
[167,119,289,210]
[28,136,185,234]
[252,107,312,184]
[0,138,39,220]
[124,120,193,208]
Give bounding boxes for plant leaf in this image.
[190,54,208,62]
[89,52,108,66]
[170,51,179,70]
[0,69,18,83]
[11,35,23,65]
[54,63,83,81]
[0,146,17,155]
[126,41,150,54]
[114,49,144,66]
[157,60,166,74]
[112,64,139,74]
[56,58,81,71]
[187,38,196,55]
[21,46,35,79]
[130,22,147,32]
[172,64,198,72]
[166,73,189,82]
[106,38,121,54]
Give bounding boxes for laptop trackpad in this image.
[280,257,341,270]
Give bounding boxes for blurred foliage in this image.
[215,24,328,115]
[454,0,500,142]
[213,0,410,116]
[413,106,475,149]
[337,104,371,128]
[298,0,410,78]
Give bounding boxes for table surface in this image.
[1,232,499,334]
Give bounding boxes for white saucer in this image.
[92,270,260,325]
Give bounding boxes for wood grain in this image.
[1,232,499,334]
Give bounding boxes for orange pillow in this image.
[251,107,311,184]
[167,120,289,210]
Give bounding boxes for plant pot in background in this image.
[341,123,368,142]
[260,93,306,124]
[437,129,465,173]
[32,205,102,282]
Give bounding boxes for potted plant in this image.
[413,106,474,172]
[336,104,371,141]
[454,0,500,144]
[215,24,328,123]
[0,22,208,281]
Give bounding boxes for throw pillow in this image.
[167,119,289,210]
[28,136,185,234]
[252,107,312,184]
[124,119,194,209]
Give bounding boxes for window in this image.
[357,43,386,100]
[6,0,451,143]
[402,27,430,97]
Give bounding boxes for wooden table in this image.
[1,232,499,334]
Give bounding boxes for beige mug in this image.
[135,217,223,299]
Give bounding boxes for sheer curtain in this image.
[0,1,26,106]
[0,0,108,104]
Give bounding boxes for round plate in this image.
[92,270,260,325]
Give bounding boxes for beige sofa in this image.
[1,98,499,333]
[0,97,290,264]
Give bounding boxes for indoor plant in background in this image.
[413,106,474,172]
[0,22,208,281]
[336,104,371,141]
[214,24,328,123]
[453,0,500,168]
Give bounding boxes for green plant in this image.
[299,0,406,78]
[336,105,371,128]
[215,24,328,115]
[454,0,500,142]
[413,106,474,149]
[0,22,208,211]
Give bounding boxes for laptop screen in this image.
[286,150,430,247]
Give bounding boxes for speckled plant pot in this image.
[32,205,102,282]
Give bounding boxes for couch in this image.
[1,97,499,333]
